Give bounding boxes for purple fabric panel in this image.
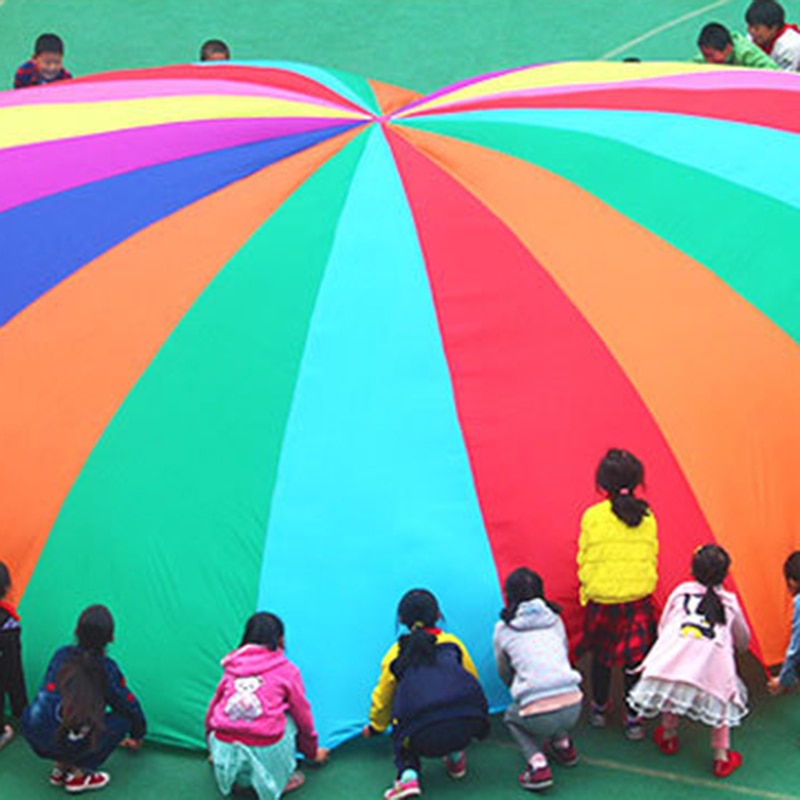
[0,117,353,212]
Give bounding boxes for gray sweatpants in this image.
[503,701,582,761]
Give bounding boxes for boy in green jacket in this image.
[697,22,778,68]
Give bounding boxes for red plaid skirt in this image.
[577,597,657,667]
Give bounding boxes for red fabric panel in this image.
[386,130,753,654]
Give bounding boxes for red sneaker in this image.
[283,771,306,793]
[519,763,553,791]
[64,771,110,793]
[653,725,679,755]
[443,751,467,779]
[545,737,579,767]
[49,766,69,786]
[713,751,743,779]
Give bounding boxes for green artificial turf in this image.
[1,0,799,93]
[1,654,797,799]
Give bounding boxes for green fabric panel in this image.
[20,133,368,747]
[320,65,380,113]
[403,117,800,343]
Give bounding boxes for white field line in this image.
[599,0,734,59]
[582,755,800,800]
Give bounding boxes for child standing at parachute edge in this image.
[628,545,750,778]
[363,589,489,800]
[577,448,658,741]
[206,612,328,800]
[0,562,28,750]
[21,605,146,793]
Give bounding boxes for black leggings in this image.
[592,658,642,715]
[393,717,487,776]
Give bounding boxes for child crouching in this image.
[206,612,328,799]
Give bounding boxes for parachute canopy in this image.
[2,61,799,748]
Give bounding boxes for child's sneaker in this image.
[653,725,679,755]
[49,766,69,786]
[443,751,467,779]
[624,714,645,741]
[713,751,743,779]
[519,763,553,791]
[383,777,421,799]
[64,771,110,793]
[284,771,306,793]
[589,701,610,728]
[0,724,14,750]
[545,737,579,767]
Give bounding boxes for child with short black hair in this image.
[628,545,750,779]
[746,0,800,70]
[0,562,28,750]
[494,568,582,792]
[206,612,328,800]
[697,22,778,67]
[577,448,658,740]
[13,33,73,89]
[200,39,231,61]
[21,605,146,792]
[364,589,489,800]
[767,551,800,695]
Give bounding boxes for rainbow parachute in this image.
[2,61,799,747]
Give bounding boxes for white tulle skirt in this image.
[628,678,748,728]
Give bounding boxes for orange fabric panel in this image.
[0,130,359,603]
[396,125,800,663]
[367,79,423,117]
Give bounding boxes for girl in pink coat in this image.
[628,545,750,779]
[206,613,328,799]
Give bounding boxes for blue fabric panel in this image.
[256,126,506,748]
[0,123,361,326]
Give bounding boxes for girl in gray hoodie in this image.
[494,568,583,792]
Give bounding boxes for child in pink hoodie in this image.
[206,613,328,799]
[628,545,750,779]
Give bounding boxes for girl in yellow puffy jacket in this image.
[577,449,658,741]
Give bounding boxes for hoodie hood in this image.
[221,644,288,676]
[509,598,559,631]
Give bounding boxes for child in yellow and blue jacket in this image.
[363,589,489,800]
[577,449,658,741]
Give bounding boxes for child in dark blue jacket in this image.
[363,589,489,800]
[22,605,146,793]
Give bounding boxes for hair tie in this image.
[618,487,631,496]
[411,621,425,631]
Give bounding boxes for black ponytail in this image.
[500,567,560,623]
[692,545,731,626]
[395,627,438,672]
[596,448,650,527]
[56,650,107,748]
[394,589,441,672]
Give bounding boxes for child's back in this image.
[366,589,488,800]
[628,545,749,779]
[206,612,325,800]
[0,563,28,749]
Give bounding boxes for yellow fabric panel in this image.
[399,61,715,116]
[0,95,371,149]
